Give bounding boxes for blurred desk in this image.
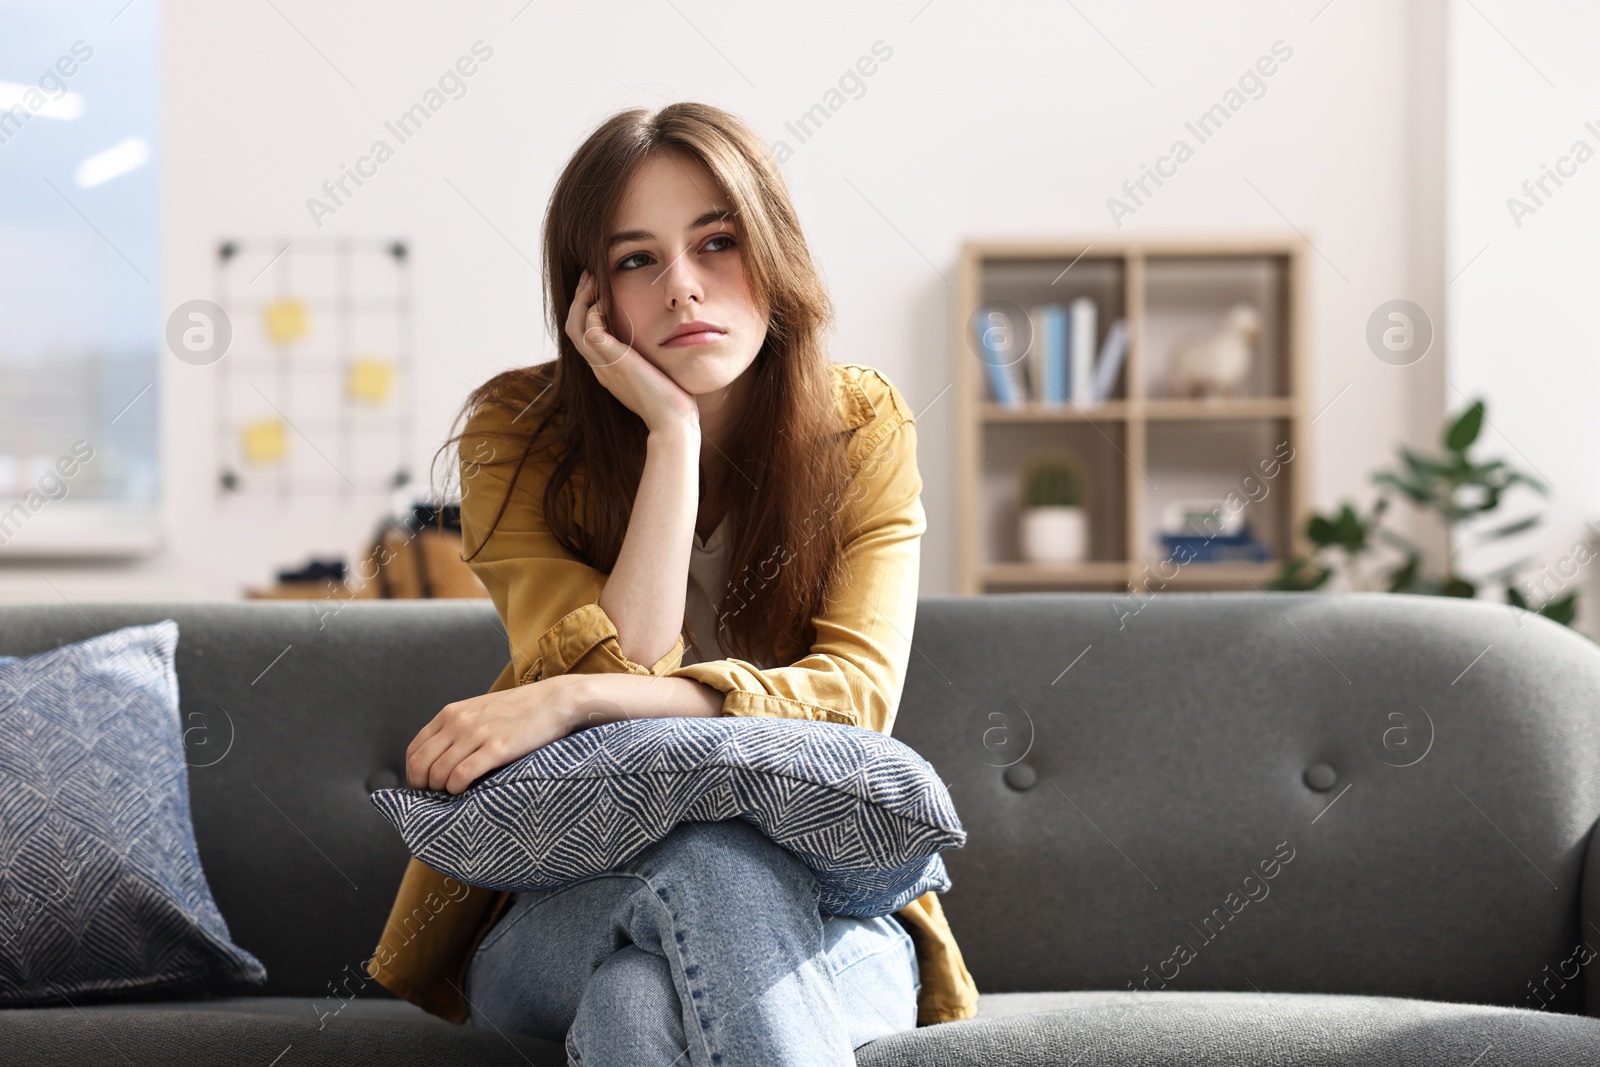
[244,582,374,600]
[245,523,490,601]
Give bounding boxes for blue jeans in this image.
[463,818,921,1066]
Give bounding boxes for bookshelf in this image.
[954,236,1311,594]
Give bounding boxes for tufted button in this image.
[1004,763,1038,791]
[366,768,401,793]
[1303,763,1338,792]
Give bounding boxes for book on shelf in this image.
[1157,525,1271,563]
[976,307,1027,405]
[1023,300,1081,407]
[1156,504,1269,563]
[1028,302,1068,405]
[1069,297,1096,404]
[1005,331,1030,402]
[981,347,1014,405]
[1092,318,1127,402]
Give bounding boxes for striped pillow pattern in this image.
[370,715,964,917]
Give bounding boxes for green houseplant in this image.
[1268,397,1578,626]
[1019,453,1087,564]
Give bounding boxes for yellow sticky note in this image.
[346,356,396,404]
[241,418,287,464]
[264,299,308,344]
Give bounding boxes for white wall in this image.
[4,0,1452,605]
[1449,0,1600,640]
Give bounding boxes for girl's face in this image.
[600,150,769,396]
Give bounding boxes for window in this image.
[0,0,160,556]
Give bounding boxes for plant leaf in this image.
[1398,446,1451,480]
[1471,514,1541,543]
[1505,470,1550,495]
[1446,399,1485,454]
[1332,505,1368,551]
[1373,472,1431,506]
[1307,514,1341,547]
[1384,554,1420,593]
[1267,556,1331,591]
[1540,592,1579,627]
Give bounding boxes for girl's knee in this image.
[568,945,684,1060]
[579,944,676,1015]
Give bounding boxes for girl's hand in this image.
[565,269,700,436]
[406,677,581,796]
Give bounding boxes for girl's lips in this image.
[661,330,726,347]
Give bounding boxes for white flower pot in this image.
[1020,506,1087,564]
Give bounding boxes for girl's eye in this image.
[614,233,737,272]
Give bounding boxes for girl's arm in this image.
[556,672,723,730]
[596,422,701,669]
[570,267,705,671]
[582,421,730,718]
[409,670,722,794]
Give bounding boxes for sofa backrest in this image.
[3,593,1599,1013]
[890,592,1600,1015]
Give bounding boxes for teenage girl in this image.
[402,102,946,1066]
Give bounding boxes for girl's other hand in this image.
[566,269,700,437]
[405,676,580,796]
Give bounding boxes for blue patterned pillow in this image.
[370,716,964,917]
[0,621,267,1005]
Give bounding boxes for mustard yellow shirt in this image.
[365,362,979,1026]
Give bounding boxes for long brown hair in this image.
[430,103,856,669]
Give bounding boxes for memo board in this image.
[213,238,415,499]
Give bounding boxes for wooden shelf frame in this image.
[954,236,1313,594]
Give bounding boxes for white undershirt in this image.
[682,513,735,667]
[682,513,783,670]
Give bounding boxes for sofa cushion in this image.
[369,715,965,916]
[0,998,565,1066]
[0,621,267,1006]
[855,990,1600,1066]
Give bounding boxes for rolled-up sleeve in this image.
[458,404,685,688]
[665,395,925,737]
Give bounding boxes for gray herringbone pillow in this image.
[370,715,964,916]
[0,621,266,1005]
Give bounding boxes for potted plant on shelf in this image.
[1020,453,1087,564]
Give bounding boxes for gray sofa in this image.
[4,592,1600,1065]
